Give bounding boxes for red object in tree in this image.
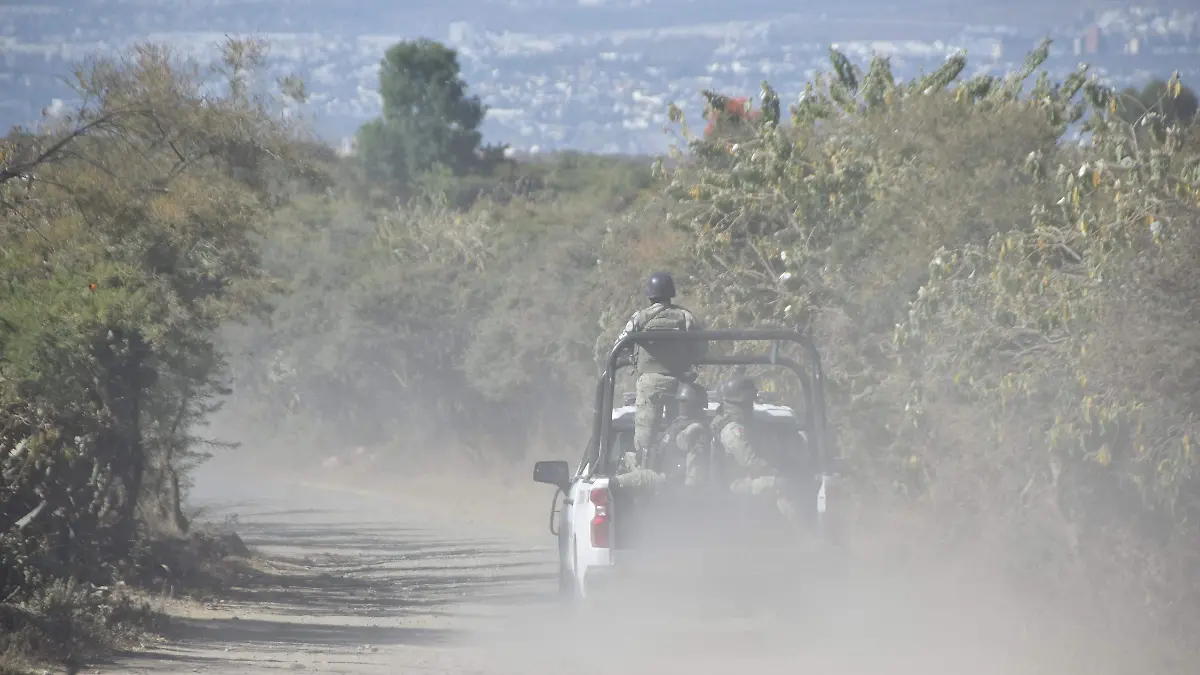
[704,96,761,139]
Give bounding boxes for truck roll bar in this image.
[585,329,831,477]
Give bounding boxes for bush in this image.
[0,579,163,670]
[221,149,666,457]
[659,40,1200,638]
[0,36,318,670]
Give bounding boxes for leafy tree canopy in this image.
[355,39,505,194]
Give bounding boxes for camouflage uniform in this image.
[653,416,709,487]
[612,449,665,497]
[712,393,799,523]
[615,302,706,456]
[615,383,709,494]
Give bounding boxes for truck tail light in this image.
[590,487,610,548]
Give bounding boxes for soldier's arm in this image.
[721,424,770,475]
[619,450,640,473]
[614,311,639,357]
[613,468,665,491]
[679,425,708,483]
[678,424,707,454]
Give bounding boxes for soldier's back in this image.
[634,302,703,375]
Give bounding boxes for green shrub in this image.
[659,41,1200,636]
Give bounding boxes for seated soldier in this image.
[710,375,799,524]
[613,381,709,494]
[650,381,710,488]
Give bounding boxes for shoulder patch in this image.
[719,422,744,443]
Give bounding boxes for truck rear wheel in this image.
[559,542,579,604]
[559,564,575,597]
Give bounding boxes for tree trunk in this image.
[167,460,190,534]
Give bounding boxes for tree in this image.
[356,39,505,191]
[0,37,320,623]
[702,94,761,139]
[1117,75,1198,125]
[697,82,783,142]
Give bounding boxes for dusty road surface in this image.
[107,455,567,674]
[104,454,1183,675]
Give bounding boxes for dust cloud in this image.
[190,411,1184,675]
[462,540,1179,675]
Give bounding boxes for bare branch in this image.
[0,107,148,185]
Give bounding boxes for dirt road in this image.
[105,455,1184,675]
[105,466,831,675]
[108,456,567,674]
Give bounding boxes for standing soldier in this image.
[711,376,798,523]
[613,272,707,464]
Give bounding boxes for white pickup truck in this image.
[533,329,837,602]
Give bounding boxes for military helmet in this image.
[675,381,708,409]
[716,376,757,406]
[646,272,676,300]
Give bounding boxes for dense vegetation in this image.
[2,30,1199,672]
[0,39,321,670]
[664,46,1200,642]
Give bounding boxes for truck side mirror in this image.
[533,460,571,491]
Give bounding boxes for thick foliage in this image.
[661,41,1200,634]
[0,38,316,660]
[222,152,662,459]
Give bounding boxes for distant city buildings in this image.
[0,3,1196,154]
[1067,7,1200,57]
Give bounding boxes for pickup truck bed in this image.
[613,488,796,550]
[598,487,819,611]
